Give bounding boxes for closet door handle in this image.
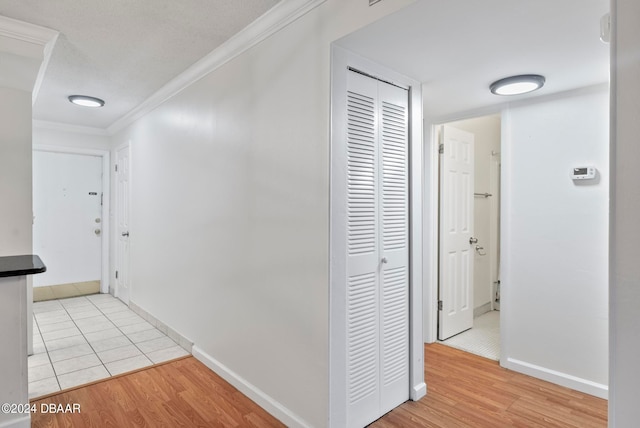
[381,257,388,264]
[122,231,129,237]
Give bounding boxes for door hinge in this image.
[438,300,443,311]
[439,144,444,154]
[115,164,118,172]
[115,270,118,279]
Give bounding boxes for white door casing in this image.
[33,151,103,287]
[438,125,475,340]
[342,69,409,427]
[115,143,131,304]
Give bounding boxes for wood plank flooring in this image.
[31,357,285,428]
[372,344,607,428]
[31,344,608,427]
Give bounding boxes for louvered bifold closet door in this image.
[345,70,409,428]
[377,79,409,416]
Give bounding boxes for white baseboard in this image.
[192,346,312,428]
[0,415,30,428]
[504,358,608,399]
[412,382,427,400]
[473,302,492,318]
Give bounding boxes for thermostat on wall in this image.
[571,166,597,180]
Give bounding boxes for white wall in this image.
[501,87,609,397]
[110,1,416,426]
[447,115,501,312]
[33,126,111,151]
[0,87,33,257]
[610,0,640,425]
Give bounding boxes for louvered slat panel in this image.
[347,91,376,256]
[382,266,408,385]
[381,101,407,251]
[348,272,378,404]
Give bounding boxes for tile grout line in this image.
[93,297,154,373]
[89,296,184,365]
[48,296,179,375]
[31,312,62,393]
[49,297,109,383]
[31,294,186,396]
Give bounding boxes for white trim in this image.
[32,145,111,294]
[107,0,326,135]
[504,357,609,399]
[0,415,30,428]
[499,109,512,366]
[113,141,132,303]
[0,15,57,46]
[0,15,58,97]
[33,120,110,137]
[32,32,59,106]
[192,346,312,428]
[329,45,424,427]
[422,121,439,343]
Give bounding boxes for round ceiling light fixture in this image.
[68,95,105,108]
[489,74,546,96]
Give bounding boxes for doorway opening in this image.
[436,114,501,361]
[32,146,110,300]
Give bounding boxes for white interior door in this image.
[438,125,475,340]
[345,70,409,427]
[33,151,102,287]
[115,144,131,304]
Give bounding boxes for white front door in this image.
[33,151,103,287]
[345,70,410,427]
[438,125,475,340]
[115,144,131,304]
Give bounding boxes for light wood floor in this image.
[31,356,285,428]
[372,344,607,428]
[32,344,607,427]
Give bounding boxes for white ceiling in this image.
[0,0,609,130]
[337,0,610,120]
[0,0,280,129]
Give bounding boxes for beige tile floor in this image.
[33,281,101,302]
[29,294,190,399]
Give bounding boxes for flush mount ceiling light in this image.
[489,74,546,96]
[68,95,105,108]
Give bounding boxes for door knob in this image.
[381,257,388,264]
[122,231,129,237]
[94,229,101,236]
[469,237,478,244]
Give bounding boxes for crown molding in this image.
[107,0,326,135]
[0,15,58,94]
[33,120,110,137]
[32,32,59,106]
[0,15,58,47]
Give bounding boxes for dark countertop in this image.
[0,255,46,278]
